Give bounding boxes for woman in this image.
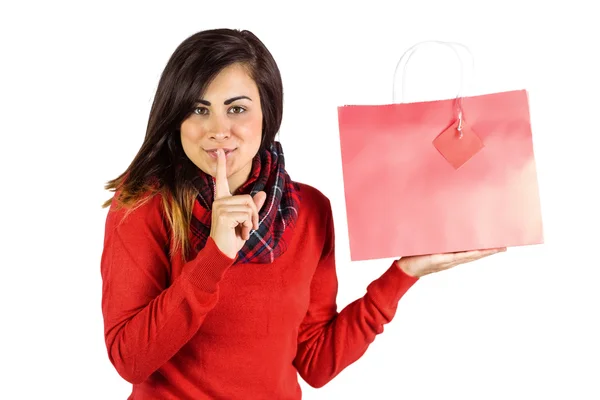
[100,28,505,399]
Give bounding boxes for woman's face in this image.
[180,63,263,193]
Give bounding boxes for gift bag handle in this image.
[392,40,474,136]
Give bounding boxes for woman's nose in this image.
[208,115,231,140]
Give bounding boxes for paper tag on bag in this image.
[432,120,484,169]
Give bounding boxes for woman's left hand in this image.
[396,247,506,278]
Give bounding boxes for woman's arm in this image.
[100,194,234,384]
[293,199,419,388]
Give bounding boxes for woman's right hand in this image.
[209,149,266,259]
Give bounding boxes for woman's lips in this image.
[205,148,236,159]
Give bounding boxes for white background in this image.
[1,0,599,399]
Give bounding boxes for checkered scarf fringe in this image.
[189,141,300,264]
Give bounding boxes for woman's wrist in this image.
[395,259,419,278]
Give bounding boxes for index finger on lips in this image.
[215,149,231,199]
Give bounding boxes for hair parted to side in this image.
[102,28,284,261]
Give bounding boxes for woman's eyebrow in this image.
[225,96,252,105]
[196,96,252,106]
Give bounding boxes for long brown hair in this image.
[102,28,284,261]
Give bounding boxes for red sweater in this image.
[101,182,418,399]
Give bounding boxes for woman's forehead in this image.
[202,64,259,99]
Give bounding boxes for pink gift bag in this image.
[337,41,544,261]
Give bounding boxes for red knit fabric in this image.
[100,183,418,399]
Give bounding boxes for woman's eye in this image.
[229,106,246,114]
[193,107,209,115]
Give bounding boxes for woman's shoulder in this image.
[294,181,332,212]
[104,189,167,234]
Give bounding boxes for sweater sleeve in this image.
[293,199,419,388]
[100,194,234,384]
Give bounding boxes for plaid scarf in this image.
[190,141,300,264]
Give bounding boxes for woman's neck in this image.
[228,160,253,194]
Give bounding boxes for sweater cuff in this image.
[367,261,419,310]
[184,237,235,293]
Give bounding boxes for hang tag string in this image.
[392,40,474,137]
